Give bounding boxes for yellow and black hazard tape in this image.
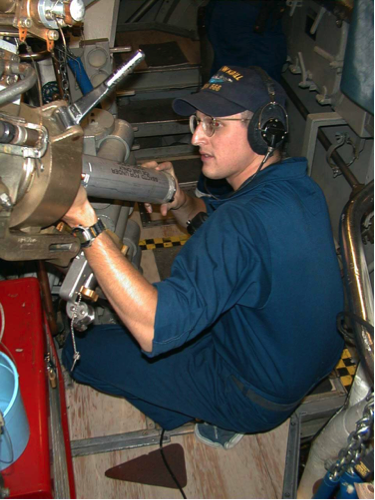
[335,348,358,391]
[139,235,190,251]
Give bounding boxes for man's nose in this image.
[191,125,207,146]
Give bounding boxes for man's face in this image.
[191,111,257,190]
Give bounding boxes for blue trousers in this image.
[63,324,290,431]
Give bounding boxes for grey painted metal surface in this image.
[302,112,347,175]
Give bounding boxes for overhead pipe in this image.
[281,77,362,191]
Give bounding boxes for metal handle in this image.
[55,50,145,129]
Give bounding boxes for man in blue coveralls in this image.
[63,66,344,449]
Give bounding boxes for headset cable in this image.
[159,429,187,499]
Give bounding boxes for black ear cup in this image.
[247,102,287,155]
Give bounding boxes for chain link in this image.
[56,49,71,104]
[329,392,374,479]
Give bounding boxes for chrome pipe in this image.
[340,180,374,382]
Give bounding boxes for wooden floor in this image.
[64,206,290,499]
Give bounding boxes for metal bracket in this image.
[310,6,327,35]
[282,412,301,499]
[0,221,80,266]
[286,0,302,17]
[302,112,347,175]
[71,423,195,457]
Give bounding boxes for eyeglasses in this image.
[189,115,250,138]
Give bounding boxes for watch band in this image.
[72,218,106,248]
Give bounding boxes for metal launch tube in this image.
[82,154,176,204]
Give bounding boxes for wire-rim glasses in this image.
[189,115,250,137]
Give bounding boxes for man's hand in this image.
[141,161,186,216]
[63,185,98,228]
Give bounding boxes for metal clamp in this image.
[286,0,302,17]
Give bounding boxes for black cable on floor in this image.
[159,429,187,499]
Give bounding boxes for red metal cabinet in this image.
[0,278,75,499]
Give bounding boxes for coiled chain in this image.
[329,392,374,479]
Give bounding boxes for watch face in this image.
[72,227,90,247]
[72,220,105,248]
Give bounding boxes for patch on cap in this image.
[173,65,286,117]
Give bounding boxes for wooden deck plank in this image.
[71,425,288,499]
[65,382,148,440]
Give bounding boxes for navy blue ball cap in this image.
[173,65,286,117]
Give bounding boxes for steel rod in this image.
[340,180,374,381]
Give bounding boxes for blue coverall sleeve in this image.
[143,204,271,357]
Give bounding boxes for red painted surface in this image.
[0,278,75,499]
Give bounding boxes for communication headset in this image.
[247,66,289,156]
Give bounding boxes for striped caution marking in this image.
[335,348,358,391]
[139,235,190,250]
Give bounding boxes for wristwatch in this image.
[71,218,106,248]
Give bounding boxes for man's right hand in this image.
[141,160,186,216]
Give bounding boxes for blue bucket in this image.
[0,352,30,470]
